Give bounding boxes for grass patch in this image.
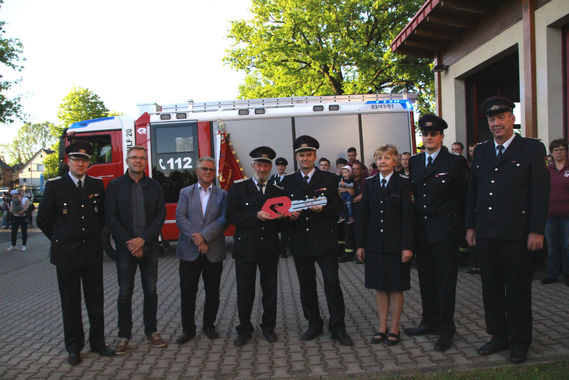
[386,359,569,379]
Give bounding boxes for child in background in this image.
[338,165,355,224]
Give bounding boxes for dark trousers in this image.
[234,258,278,336]
[116,248,158,339]
[56,263,105,353]
[478,239,533,348]
[415,240,458,338]
[179,256,223,334]
[11,215,27,246]
[293,251,346,333]
[279,232,290,255]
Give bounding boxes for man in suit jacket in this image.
[37,141,114,365]
[269,157,290,258]
[405,115,468,352]
[226,146,284,346]
[466,96,549,364]
[105,146,167,354]
[175,156,228,344]
[281,135,353,346]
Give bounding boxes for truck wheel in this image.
[102,226,117,260]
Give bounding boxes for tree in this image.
[6,122,56,165]
[0,0,25,123]
[57,86,109,133]
[44,87,110,177]
[225,0,434,114]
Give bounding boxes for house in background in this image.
[16,149,55,188]
[391,0,568,147]
[0,159,13,187]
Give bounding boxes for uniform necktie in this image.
[426,156,433,170]
[497,145,504,159]
[381,178,387,188]
[77,180,84,200]
[258,182,265,195]
[303,175,309,184]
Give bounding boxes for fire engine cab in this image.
[61,93,416,258]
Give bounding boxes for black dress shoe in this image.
[90,346,115,357]
[434,336,453,352]
[510,346,528,364]
[339,254,353,263]
[233,335,250,347]
[280,251,288,258]
[176,331,196,344]
[404,324,435,336]
[67,352,81,366]
[202,328,219,340]
[331,331,354,346]
[300,327,323,341]
[477,339,509,356]
[263,330,278,343]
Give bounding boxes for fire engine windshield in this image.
[151,122,199,203]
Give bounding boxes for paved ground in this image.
[1,226,568,379]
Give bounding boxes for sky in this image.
[0,0,252,146]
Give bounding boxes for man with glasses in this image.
[105,146,167,355]
[405,115,468,352]
[175,157,228,344]
[37,141,114,365]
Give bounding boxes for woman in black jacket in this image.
[356,144,414,346]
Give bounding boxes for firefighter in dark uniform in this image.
[466,96,549,364]
[281,135,353,346]
[226,146,285,346]
[404,115,468,352]
[269,157,290,258]
[37,141,114,365]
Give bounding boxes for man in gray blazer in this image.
[175,156,228,344]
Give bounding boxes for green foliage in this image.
[0,0,25,124]
[225,0,434,114]
[6,121,56,165]
[43,142,60,179]
[57,86,109,129]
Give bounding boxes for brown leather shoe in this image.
[115,338,129,355]
[147,332,167,348]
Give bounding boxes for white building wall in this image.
[439,0,569,146]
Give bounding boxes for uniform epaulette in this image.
[285,172,296,177]
[273,184,284,190]
[233,178,248,184]
[48,176,61,181]
[366,175,375,180]
[399,174,410,179]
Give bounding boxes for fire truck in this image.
[60,94,416,258]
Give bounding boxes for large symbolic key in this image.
[261,196,328,218]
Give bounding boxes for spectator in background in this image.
[541,138,569,286]
[2,191,11,229]
[269,157,288,187]
[451,142,464,156]
[399,152,411,176]
[341,160,366,263]
[335,158,348,178]
[338,165,355,224]
[319,157,331,172]
[7,189,29,252]
[347,147,368,177]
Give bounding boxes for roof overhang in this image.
[391,0,495,57]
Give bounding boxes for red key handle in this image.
[261,196,292,217]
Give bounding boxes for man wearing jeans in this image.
[105,146,167,354]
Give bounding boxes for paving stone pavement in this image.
[1,231,568,379]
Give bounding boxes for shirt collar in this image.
[379,171,394,184]
[494,133,516,152]
[300,167,316,180]
[198,182,212,192]
[68,171,85,186]
[425,148,441,165]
